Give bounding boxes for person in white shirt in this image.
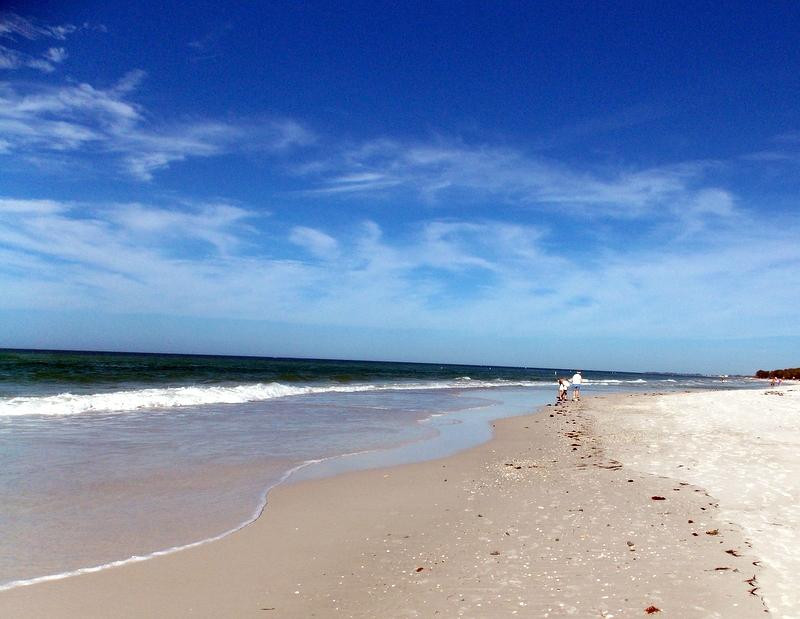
[571,371,582,401]
[557,378,569,402]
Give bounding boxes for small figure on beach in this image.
[571,370,582,400]
[557,378,570,402]
[770,376,776,387]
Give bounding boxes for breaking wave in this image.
[0,376,718,418]
[0,379,537,417]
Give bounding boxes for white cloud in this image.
[43,47,67,63]
[0,13,76,41]
[188,21,234,58]
[0,74,316,180]
[0,78,141,153]
[109,202,256,253]
[687,188,735,217]
[0,197,66,214]
[298,138,725,224]
[0,198,316,316]
[669,188,737,237]
[289,226,339,259]
[0,13,81,73]
[267,119,317,150]
[0,195,798,340]
[112,69,147,95]
[0,45,57,72]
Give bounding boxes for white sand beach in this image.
[0,386,794,617]
[592,384,800,617]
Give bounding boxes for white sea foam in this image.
[0,379,544,417]
[582,378,649,385]
[0,376,726,418]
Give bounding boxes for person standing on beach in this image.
[571,370,583,400]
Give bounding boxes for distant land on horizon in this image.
[756,368,800,380]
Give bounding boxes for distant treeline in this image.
[755,368,800,379]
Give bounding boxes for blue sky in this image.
[1,2,798,373]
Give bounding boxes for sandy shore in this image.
[593,384,799,618]
[1,388,787,618]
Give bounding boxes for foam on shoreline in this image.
[0,376,741,417]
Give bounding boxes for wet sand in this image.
[0,391,774,617]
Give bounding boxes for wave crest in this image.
[0,380,531,417]
[0,376,677,417]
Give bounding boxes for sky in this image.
[1,1,799,374]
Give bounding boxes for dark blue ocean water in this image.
[0,349,753,589]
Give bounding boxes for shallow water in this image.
[1,388,491,586]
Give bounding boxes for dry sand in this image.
[0,390,780,618]
[593,384,800,618]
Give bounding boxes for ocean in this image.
[0,349,753,590]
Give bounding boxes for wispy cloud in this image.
[108,202,257,253]
[43,47,67,63]
[0,197,313,315]
[0,14,749,235]
[0,44,67,73]
[1,196,797,340]
[531,105,664,151]
[299,138,726,224]
[289,226,339,259]
[738,130,800,168]
[0,12,80,73]
[188,21,234,61]
[0,72,316,180]
[0,13,76,41]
